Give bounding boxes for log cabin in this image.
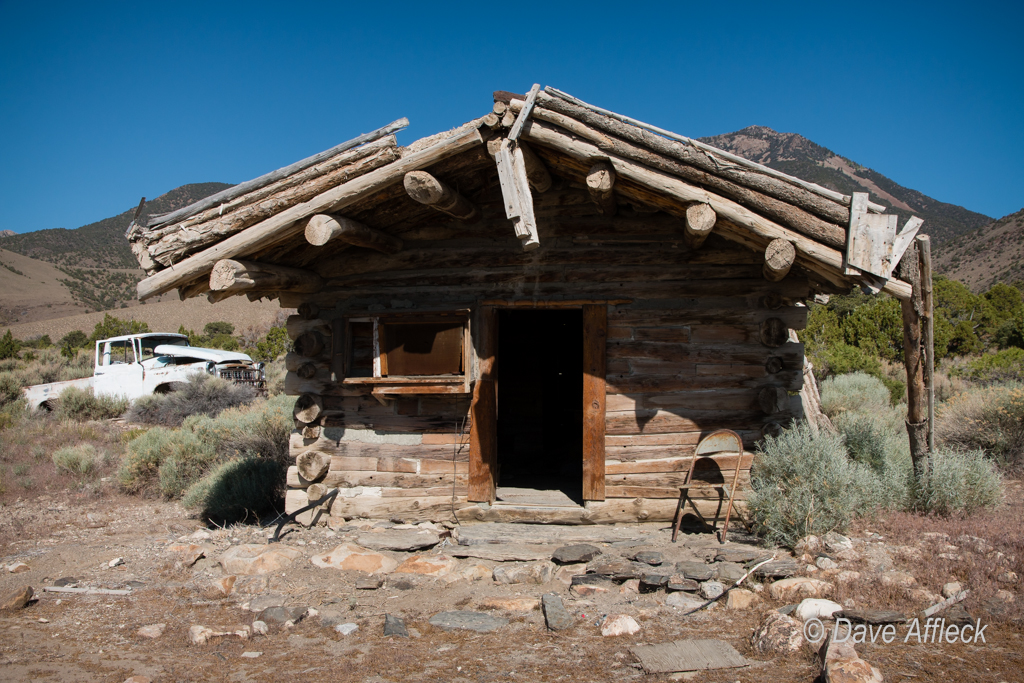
[128,85,930,527]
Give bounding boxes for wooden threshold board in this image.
[493,487,582,508]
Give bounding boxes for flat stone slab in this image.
[753,559,800,578]
[715,562,746,582]
[667,576,699,592]
[572,574,614,587]
[457,523,648,546]
[384,614,409,637]
[675,561,715,581]
[429,610,508,633]
[356,529,440,551]
[836,609,906,624]
[542,593,574,631]
[714,547,766,563]
[630,639,749,674]
[450,544,558,562]
[632,550,665,565]
[552,544,602,565]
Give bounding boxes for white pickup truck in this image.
[23,333,266,409]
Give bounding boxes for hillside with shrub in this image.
[934,207,1024,292]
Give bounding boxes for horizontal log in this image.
[605,452,755,474]
[609,470,752,489]
[606,370,802,395]
[288,467,467,488]
[137,122,484,300]
[605,408,790,435]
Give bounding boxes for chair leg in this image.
[671,492,685,543]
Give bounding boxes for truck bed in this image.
[23,377,94,409]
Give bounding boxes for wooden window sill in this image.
[342,376,471,397]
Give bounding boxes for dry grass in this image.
[0,411,125,503]
[852,479,1024,624]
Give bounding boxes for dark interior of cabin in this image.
[496,309,583,503]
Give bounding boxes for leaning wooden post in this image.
[917,235,935,452]
[898,241,929,477]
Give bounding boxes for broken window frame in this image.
[341,310,472,396]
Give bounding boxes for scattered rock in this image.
[601,614,641,636]
[220,544,303,575]
[429,610,508,633]
[136,623,166,639]
[794,535,822,555]
[335,623,359,635]
[356,575,384,590]
[862,545,893,572]
[820,629,883,683]
[309,544,397,575]
[632,550,664,566]
[572,584,608,597]
[836,609,906,624]
[769,577,834,602]
[241,652,262,659]
[941,581,963,598]
[123,677,151,683]
[715,562,746,582]
[251,621,269,636]
[552,544,602,565]
[356,529,440,551]
[212,576,236,596]
[816,556,840,571]
[666,592,704,611]
[945,604,974,628]
[478,597,540,612]
[7,562,30,573]
[234,576,271,594]
[384,614,408,637]
[994,589,1015,604]
[725,589,757,610]
[666,575,699,592]
[908,588,940,605]
[587,556,641,580]
[754,559,800,579]
[836,570,861,584]
[542,593,574,631]
[1,586,33,611]
[795,598,843,622]
[699,581,724,600]
[258,606,307,625]
[317,608,348,628]
[388,574,433,591]
[715,547,763,563]
[620,579,640,594]
[675,561,714,581]
[452,564,493,583]
[189,625,219,645]
[392,554,458,578]
[109,557,125,568]
[997,571,1018,584]
[168,544,209,567]
[823,532,853,552]
[53,577,78,587]
[639,572,671,590]
[451,544,554,562]
[879,571,916,588]
[571,574,614,587]
[492,561,556,585]
[247,594,289,613]
[751,612,804,654]
[554,563,589,586]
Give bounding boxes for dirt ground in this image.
[1,493,1022,683]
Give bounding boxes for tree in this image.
[90,314,150,342]
[204,321,235,337]
[0,330,19,360]
[251,326,290,362]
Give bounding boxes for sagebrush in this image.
[125,373,257,427]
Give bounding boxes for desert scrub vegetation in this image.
[52,443,108,476]
[52,386,129,421]
[126,373,258,426]
[118,394,293,521]
[937,382,1024,471]
[749,373,1005,547]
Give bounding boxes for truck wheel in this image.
[154,382,187,394]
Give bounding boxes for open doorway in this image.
[496,309,583,505]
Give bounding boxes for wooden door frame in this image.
[467,302,607,503]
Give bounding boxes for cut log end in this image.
[296,450,330,481]
[758,386,789,414]
[763,238,796,282]
[293,393,324,425]
[586,162,617,216]
[684,203,716,248]
[305,214,403,253]
[403,171,479,222]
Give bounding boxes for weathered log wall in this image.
[280,181,806,524]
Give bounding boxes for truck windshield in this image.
[139,336,189,361]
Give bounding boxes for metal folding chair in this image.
[671,429,744,544]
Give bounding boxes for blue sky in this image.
[1,1,1021,235]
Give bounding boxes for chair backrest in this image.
[694,429,743,457]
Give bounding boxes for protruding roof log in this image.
[403,171,479,222]
[305,214,403,254]
[586,162,617,216]
[684,203,716,249]
[763,239,796,282]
